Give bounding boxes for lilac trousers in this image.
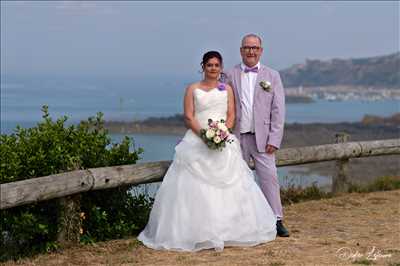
[240,134,283,219]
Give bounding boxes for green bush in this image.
[281,182,333,205]
[0,106,153,261]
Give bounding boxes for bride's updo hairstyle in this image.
[200,51,223,71]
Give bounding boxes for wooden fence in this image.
[1,136,399,244]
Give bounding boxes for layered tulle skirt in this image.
[138,130,276,251]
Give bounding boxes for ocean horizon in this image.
[2,76,399,135]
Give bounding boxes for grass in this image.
[348,176,400,193]
[352,258,375,265]
[2,176,399,263]
[268,262,285,266]
[281,182,332,205]
[280,176,400,206]
[128,238,142,249]
[3,189,400,266]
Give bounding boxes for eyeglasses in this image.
[241,46,261,52]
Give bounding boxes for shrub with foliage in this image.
[0,106,153,261]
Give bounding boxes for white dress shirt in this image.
[240,62,260,133]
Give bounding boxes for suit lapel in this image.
[234,65,243,102]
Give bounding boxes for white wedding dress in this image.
[138,88,277,252]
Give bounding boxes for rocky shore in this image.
[104,113,399,143]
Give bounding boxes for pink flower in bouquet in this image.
[220,130,228,140]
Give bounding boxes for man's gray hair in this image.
[241,33,263,47]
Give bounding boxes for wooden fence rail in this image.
[2,138,399,210]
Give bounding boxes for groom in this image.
[225,33,289,237]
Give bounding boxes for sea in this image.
[2,76,399,195]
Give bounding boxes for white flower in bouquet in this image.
[205,129,215,139]
[217,123,228,132]
[213,136,222,144]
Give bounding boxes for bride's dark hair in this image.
[200,51,223,70]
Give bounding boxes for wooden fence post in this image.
[332,132,350,194]
[57,194,82,247]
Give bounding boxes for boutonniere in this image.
[259,81,272,92]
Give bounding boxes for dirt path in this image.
[3,190,400,266]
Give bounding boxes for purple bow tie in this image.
[244,66,259,73]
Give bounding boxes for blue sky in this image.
[1,1,399,79]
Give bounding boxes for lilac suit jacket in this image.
[225,64,285,152]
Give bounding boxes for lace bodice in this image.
[193,88,228,128]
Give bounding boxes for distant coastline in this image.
[280,52,399,88]
[286,95,314,103]
[104,113,400,184]
[104,113,400,138]
[285,85,400,101]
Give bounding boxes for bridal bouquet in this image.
[200,119,233,151]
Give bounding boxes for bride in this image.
[138,51,277,252]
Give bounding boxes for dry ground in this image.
[3,190,400,266]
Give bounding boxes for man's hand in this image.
[266,144,277,154]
